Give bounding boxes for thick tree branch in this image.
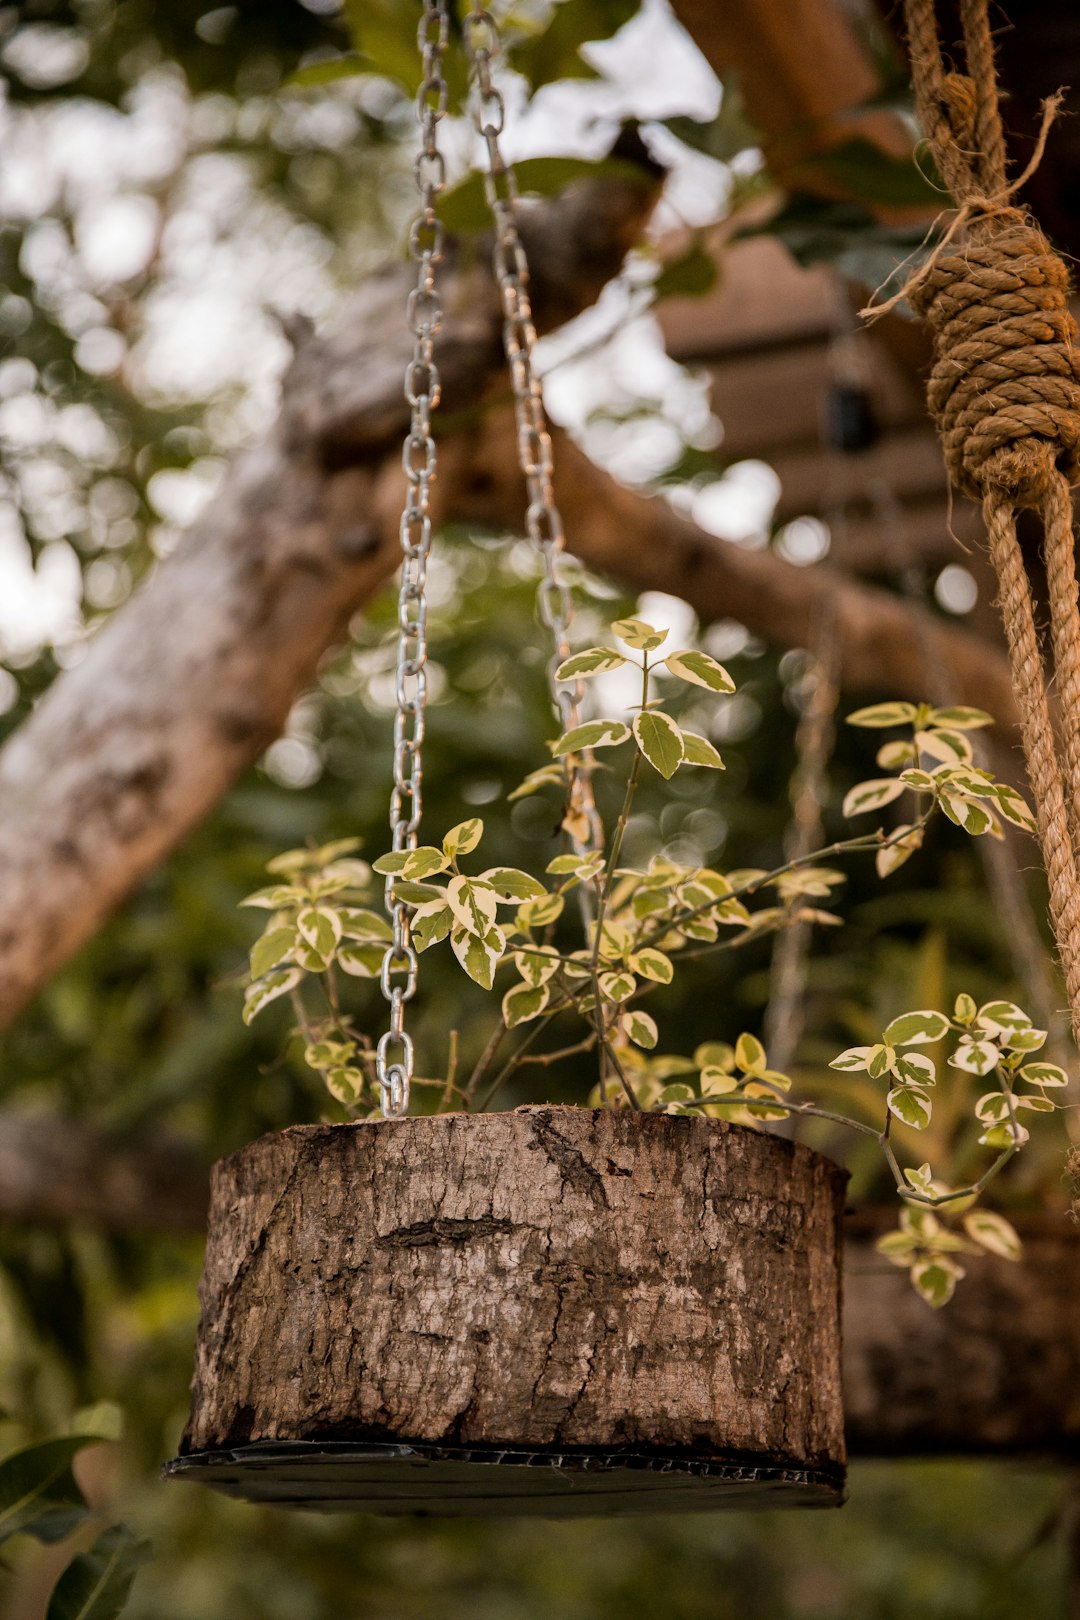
[0,1114,208,1231]
[449,416,1018,726]
[0,168,1017,1029]
[0,176,654,1029]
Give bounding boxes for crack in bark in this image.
[527,1112,610,1206]
[376,1216,515,1248]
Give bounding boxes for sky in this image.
[0,0,976,688]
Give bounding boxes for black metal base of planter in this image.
[163,1439,846,1518]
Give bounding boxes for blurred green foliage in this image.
[0,1,1074,1616]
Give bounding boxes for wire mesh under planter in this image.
[164,1107,847,1516]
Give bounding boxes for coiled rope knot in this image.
[910,213,1080,507]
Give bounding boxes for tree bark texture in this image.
[3,1110,1074,1462]
[177,1110,847,1512]
[0,178,1022,1031]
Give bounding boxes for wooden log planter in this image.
[164,1107,847,1516]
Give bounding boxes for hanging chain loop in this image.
[463,8,603,864]
[376,0,449,1120]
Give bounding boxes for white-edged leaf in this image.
[555,647,628,680]
[887,1086,933,1129]
[917,727,973,765]
[949,1038,1000,1075]
[480,867,547,901]
[974,1091,1012,1125]
[939,791,994,836]
[1019,1060,1069,1088]
[502,981,551,1028]
[877,1230,920,1266]
[1005,1026,1046,1053]
[734,1032,766,1075]
[962,1209,1021,1260]
[876,739,917,769]
[990,782,1037,833]
[613,617,667,651]
[895,1051,936,1087]
[954,992,977,1024]
[830,1045,874,1071]
[624,1008,658,1049]
[391,879,445,904]
[517,891,564,929]
[513,946,561,987]
[337,942,385,978]
[373,846,448,878]
[598,918,632,958]
[551,719,630,756]
[979,1119,1029,1149]
[338,907,393,942]
[297,907,342,958]
[239,883,304,910]
[903,1162,935,1195]
[977,1000,1034,1034]
[929,706,994,731]
[599,970,636,1003]
[899,768,937,793]
[446,875,498,937]
[250,926,297,980]
[507,763,565,801]
[883,1009,950,1047]
[876,823,924,877]
[679,731,725,769]
[633,710,684,779]
[663,649,735,693]
[700,1066,739,1096]
[323,1066,364,1105]
[911,1257,963,1307]
[867,1043,895,1080]
[842,777,907,818]
[847,701,918,728]
[411,900,453,953]
[450,925,504,990]
[242,967,302,1025]
[442,818,484,858]
[630,947,673,984]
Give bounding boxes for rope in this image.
[884,0,1080,1044]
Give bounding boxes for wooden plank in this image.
[703,341,923,464]
[658,237,836,361]
[771,427,950,521]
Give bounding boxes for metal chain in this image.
[463,7,603,861]
[376,0,449,1120]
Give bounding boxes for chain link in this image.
[376,0,449,1121]
[463,8,603,863]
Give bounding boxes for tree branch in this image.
[0,162,1017,1029]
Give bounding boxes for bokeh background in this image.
[0,2,1075,1615]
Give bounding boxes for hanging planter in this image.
[164,0,1073,1524]
[165,1107,846,1514]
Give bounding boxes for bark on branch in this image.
[0,172,1017,1029]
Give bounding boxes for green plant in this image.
[0,1432,150,1619]
[240,619,1066,1306]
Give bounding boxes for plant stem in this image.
[637,813,933,953]
[475,1010,564,1113]
[587,655,649,1110]
[462,1015,509,1108]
